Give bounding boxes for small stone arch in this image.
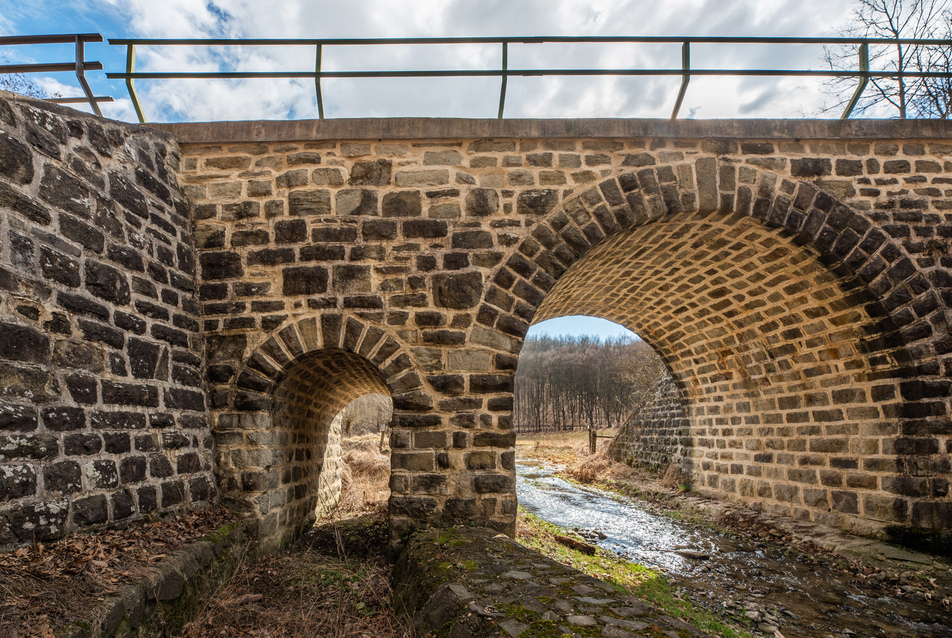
[211,312,433,549]
[485,158,951,534]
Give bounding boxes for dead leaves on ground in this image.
[0,508,235,637]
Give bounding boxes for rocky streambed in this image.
[517,463,952,638]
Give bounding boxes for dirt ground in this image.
[0,434,405,638]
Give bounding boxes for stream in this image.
[517,462,952,638]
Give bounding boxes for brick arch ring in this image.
[214,312,434,550]
[480,158,951,534]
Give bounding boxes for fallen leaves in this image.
[0,508,235,637]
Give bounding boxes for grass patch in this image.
[516,509,755,638]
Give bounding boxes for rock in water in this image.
[674,549,710,560]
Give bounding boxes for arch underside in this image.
[531,209,914,531]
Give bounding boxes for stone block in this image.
[0,323,50,364]
[289,189,331,216]
[282,266,329,296]
[45,460,82,493]
[349,160,392,186]
[473,473,513,493]
[0,464,36,502]
[0,132,34,184]
[432,272,482,309]
[200,251,243,280]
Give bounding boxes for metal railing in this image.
[2,35,951,122]
[0,34,113,116]
[106,35,952,123]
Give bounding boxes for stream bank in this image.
[517,462,952,638]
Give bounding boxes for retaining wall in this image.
[0,92,214,548]
[610,373,688,477]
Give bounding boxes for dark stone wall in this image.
[609,373,687,477]
[0,92,213,548]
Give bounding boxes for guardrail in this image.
[2,34,951,122]
[0,34,113,116]
[106,35,952,123]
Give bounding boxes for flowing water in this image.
[517,463,952,638]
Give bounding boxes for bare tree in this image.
[823,0,952,119]
[913,24,952,116]
[0,51,50,99]
[513,334,665,433]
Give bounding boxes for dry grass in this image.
[515,429,619,467]
[182,433,410,638]
[337,434,391,516]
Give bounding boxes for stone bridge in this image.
[1,91,951,551]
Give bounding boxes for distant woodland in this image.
[339,335,665,436]
[513,335,665,433]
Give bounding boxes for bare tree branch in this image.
[0,51,50,99]
[821,0,952,119]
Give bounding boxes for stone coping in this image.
[152,117,952,144]
[393,526,709,638]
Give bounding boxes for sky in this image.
[0,0,868,123]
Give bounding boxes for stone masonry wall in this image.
[165,118,952,544]
[0,93,213,548]
[609,372,687,476]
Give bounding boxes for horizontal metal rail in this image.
[0,33,103,45]
[107,36,952,45]
[106,35,952,123]
[105,68,952,79]
[0,33,112,115]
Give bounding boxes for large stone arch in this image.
[210,312,434,549]
[481,158,951,535]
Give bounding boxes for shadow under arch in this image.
[213,313,430,550]
[491,159,951,534]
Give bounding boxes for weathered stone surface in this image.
[383,190,422,217]
[465,188,500,216]
[289,189,331,216]
[517,189,558,215]
[432,272,483,309]
[0,323,50,364]
[0,94,211,548]
[85,260,131,305]
[282,266,328,295]
[200,251,243,280]
[0,131,34,184]
[348,159,392,186]
[395,527,707,638]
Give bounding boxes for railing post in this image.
[671,41,690,120]
[125,44,146,123]
[74,36,102,117]
[315,43,325,119]
[498,41,508,119]
[841,42,869,119]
